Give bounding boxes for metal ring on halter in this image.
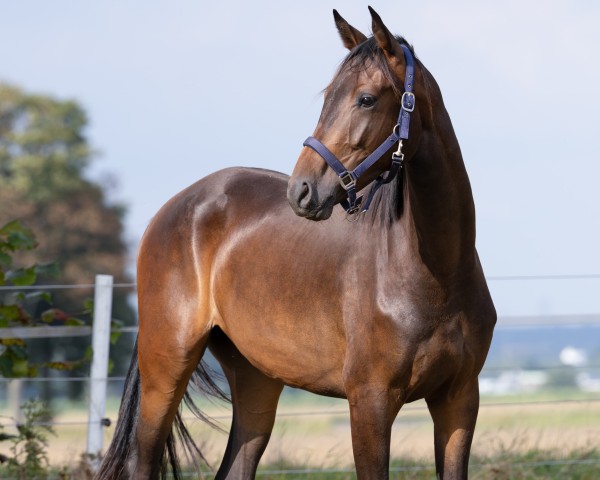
[344,195,364,220]
[345,213,363,222]
[345,207,364,222]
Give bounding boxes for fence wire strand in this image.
[1,273,600,291]
[0,397,598,429]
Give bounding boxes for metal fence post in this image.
[86,274,113,466]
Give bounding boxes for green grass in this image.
[0,436,598,479]
[169,448,600,480]
[4,450,597,480]
[468,447,600,480]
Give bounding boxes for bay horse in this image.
[97,7,495,480]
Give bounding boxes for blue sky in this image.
[1,1,599,317]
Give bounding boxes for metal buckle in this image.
[339,171,356,191]
[401,91,415,112]
[391,152,404,165]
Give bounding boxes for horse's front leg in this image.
[426,379,480,480]
[346,383,404,480]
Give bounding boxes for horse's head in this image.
[288,7,422,221]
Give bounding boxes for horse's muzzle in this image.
[287,178,335,221]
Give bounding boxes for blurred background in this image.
[0,1,598,478]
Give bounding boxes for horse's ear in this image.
[369,6,404,67]
[333,9,367,50]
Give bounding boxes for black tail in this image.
[95,339,141,479]
[95,339,230,479]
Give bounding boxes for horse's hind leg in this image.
[131,288,209,479]
[209,329,284,479]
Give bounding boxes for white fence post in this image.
[86,274,113,466]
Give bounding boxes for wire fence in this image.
[1,278,599,476]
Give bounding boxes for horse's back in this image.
[139,167,290,255]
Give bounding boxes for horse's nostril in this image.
[301,182,309,198]
[298,182,313,208]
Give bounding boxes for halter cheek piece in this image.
[302,43,415,216]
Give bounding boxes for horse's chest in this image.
[346,287,482,397]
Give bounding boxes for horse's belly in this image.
[214,299,347,396]
[210,225,348,397]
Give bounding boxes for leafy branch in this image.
[0,220,92,377]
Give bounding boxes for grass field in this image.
[1,388,599,478]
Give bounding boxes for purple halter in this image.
[303,43,415,216]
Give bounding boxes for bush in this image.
[0,399,55,479]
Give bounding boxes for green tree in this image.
[0,83,129,285]
[0,83,135,400]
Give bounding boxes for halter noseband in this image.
[302,43,415,216]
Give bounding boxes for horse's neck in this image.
[399,94,476,279]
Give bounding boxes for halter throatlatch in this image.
[303,43,415,217]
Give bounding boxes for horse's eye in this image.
[358,94,376,108]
